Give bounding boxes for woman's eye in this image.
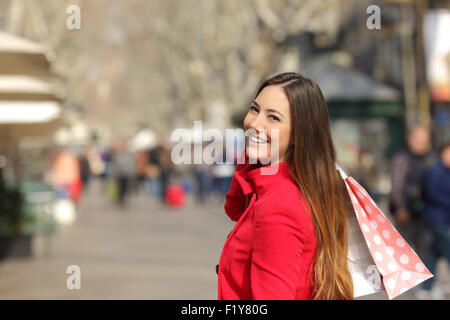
[249,105,258,112]
[269,115,280,121]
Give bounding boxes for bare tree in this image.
[1,0,345,138]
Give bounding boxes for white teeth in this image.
[249,135,268,144]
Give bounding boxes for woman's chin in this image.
[245,147,258,163]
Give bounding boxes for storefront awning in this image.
[0,31,56,77]
[0,32,65,143]
[0,100,61,124]
[302,55,401,102]
[0,75,63,101]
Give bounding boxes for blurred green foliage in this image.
[0,173,36,236]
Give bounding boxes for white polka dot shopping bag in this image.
[336,164,433,300]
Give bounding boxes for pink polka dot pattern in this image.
[344,176,434,300]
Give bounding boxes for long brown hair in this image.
[254,72,353,300]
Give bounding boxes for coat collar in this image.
[233,150,293,197]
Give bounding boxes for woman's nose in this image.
[249,117,265,134]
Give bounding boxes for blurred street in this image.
[0,0,449,301]
[0,178,447,300]
[0,180,234,299]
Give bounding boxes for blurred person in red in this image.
[389,126,438,260]
[48,147,82,204]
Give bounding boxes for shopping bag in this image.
[336,164,433,300]
[337,166,384,298]
[165,185,186,208]
[346,200,384,297]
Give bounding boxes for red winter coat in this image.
[217,152,317,300]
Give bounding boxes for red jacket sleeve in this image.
[250,208,306,299]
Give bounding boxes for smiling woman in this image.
[218,72,354,300]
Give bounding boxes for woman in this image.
[217,72,353,300]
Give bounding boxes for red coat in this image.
[218,153,317,300]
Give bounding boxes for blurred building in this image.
[0,31,64,183]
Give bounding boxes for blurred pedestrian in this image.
[389,125,437,260]
[147,140,173,204]
[193,142,212,203]
[136,150,149,193]
[112,142,136,208]
[159,145,173,204]
[211,145,234,201]
[147,143,162,198]
[78,146,91,192]
[415,141,450,299]
[100,147,113,180]
[193,163,211,203]
[50,147,83,204]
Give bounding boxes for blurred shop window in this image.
[331,118,390,202]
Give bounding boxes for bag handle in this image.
[335,163,348,179]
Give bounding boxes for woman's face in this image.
[243,85,292,164]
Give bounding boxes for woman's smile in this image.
[248,134,269,145]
